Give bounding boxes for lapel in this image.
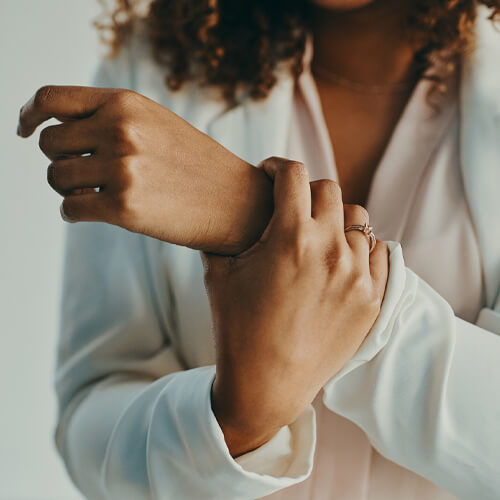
[460,8,500,308]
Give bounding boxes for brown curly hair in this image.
[96,0,500,104]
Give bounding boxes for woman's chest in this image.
[316,81,415,207]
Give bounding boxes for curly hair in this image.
[96,0,500,104]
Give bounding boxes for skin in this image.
[16,0,422,457]
[17,85,273,255]
[310,0,418,205]
[211,0,416,455]
[205,157,388,457]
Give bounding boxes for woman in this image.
[17,0,500,499]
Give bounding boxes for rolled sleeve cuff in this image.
[150,366,315,500]
[233,405,316,479]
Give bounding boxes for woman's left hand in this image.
[17,85,273,254]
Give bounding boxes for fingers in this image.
[39,118,98,160]
[17,85,114,138]
[258,157,311,229]
[310,179,344,234]
[60,191,115,224]
[47,156,109,196]
[343,204,371,258]
[369,239,389,300]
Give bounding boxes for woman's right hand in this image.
[202,157,389,457]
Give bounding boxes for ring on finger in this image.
[344,222,377,253]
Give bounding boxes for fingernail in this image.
[16,124,21,136]
[59,203,66,220]
[60,203,71,222]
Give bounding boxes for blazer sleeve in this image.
[53,57,315,500]
[322,241,500,500]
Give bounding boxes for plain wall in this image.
[0,1,103,498]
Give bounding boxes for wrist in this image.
[216,415,281,458]
[214,163,273,255]
[210,377,285,457]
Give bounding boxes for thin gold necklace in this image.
[311,63,417,95]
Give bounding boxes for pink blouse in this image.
[259,48,484,500]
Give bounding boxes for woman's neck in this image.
[310,0,418,88]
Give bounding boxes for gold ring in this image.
[344,222,376,253]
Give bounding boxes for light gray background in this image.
[0,1,104,498]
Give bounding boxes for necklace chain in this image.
[311,63,416,95]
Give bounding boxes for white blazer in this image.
[54,8,500,500]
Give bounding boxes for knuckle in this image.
[283,160,307,179]
[61,197,79,222]
[115,156,135,189]
[265,156,281,163]
[319,178,341,193]
[351,271,370,293]
[115,119,132,141]
[47,162,68,191]
[39,126,55,152]
[46,164,56,188]
[113,120,138,153]
[351,272,372,299]
[346,204,369,222]
[367,289,382,314]
[286,224,316,262]
[264,155,292,168]
[352,273,380,310]
[34,85,56,111]
[318,179,342,202]
[294,225,311,250]
[109,89,136,110]
[112,190,135,217]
